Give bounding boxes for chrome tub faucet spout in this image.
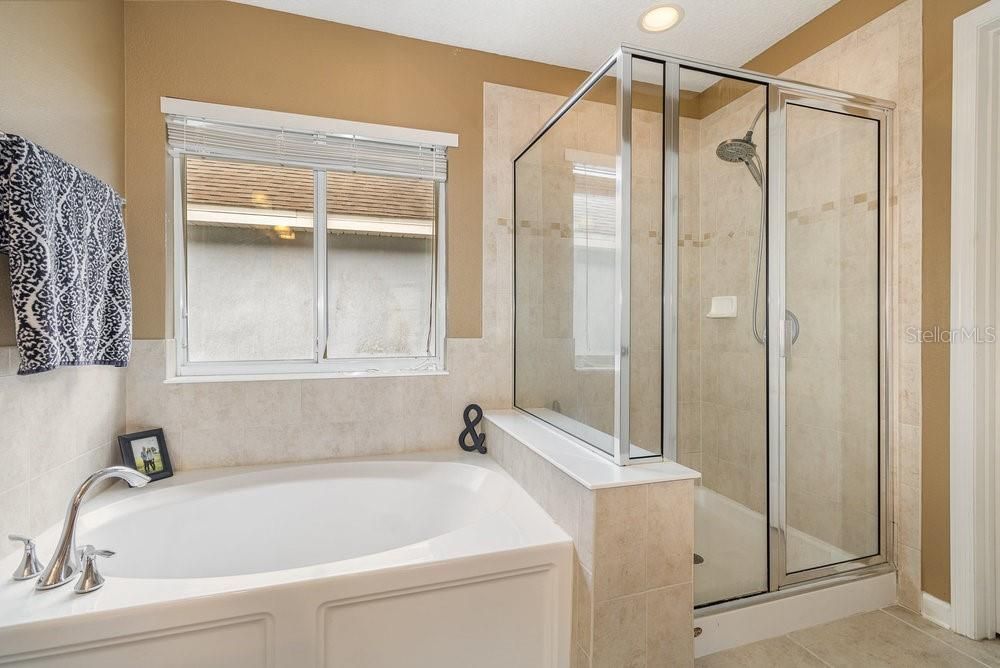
[35,466,150,591]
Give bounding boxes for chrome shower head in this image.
[715,130,763,188]
[715,135,758,163]
[716,104,766,166]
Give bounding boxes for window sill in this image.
[164,368,449,384]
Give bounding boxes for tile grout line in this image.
[783,632,836,668]
[877,608,995,667]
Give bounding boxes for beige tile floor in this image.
[697,606,1000,667]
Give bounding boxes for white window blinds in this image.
[165,112,449,182]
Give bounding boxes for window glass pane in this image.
[572,160,616,369]
[184,156,315,362]
[678,68,769,605]
[324,172,436,358]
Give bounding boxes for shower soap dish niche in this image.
[706,296,738,319]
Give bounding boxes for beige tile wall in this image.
[689,85,770,517]
[674,0,923,607]
[686,92,883,563]
[0,360,125,558]
[125,335,511,469]
[781,0,922,607]
[485,418,695,668]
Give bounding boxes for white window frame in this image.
[165,101,453,379]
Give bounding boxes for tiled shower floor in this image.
[696,606,1000,667]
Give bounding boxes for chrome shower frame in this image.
[766,84,893,592]
[512,44,894,599]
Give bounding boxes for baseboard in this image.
[921,591,953,630]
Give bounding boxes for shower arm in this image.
[745,105,766,142]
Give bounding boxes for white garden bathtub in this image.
[0,453,572,667]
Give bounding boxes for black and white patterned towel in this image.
[0,133,132,375]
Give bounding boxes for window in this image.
[165,99,454,377]
[571,157,617,370]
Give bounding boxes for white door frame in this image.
[949,0,1000,641]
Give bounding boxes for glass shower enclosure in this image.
[513,46,892,606]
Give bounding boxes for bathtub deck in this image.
[0,451,572,665]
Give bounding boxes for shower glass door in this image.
[678,66,770,606]
[768,86,889,588]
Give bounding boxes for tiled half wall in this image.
[484,417,695,668]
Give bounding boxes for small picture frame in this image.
[117,428,173,482]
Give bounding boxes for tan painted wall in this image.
[0,1,125,190]
[695,0,909,119]
[920,0,989,604]
[124,0,597,341]
[0,0,126,347]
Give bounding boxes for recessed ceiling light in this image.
[639,4,684,33]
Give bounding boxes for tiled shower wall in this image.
[677,89,770,520]
[680,87,882,563]
[782,0,924,609]
[676,0,923,607]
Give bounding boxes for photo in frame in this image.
[117,428,173,482]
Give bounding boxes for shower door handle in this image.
[777,311,801,359]
[778,318,792,359]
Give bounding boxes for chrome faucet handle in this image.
[73,545,115,595]
[36,466,149,591]
[8,534,43,581]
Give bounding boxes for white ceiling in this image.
[233,0,838,91]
